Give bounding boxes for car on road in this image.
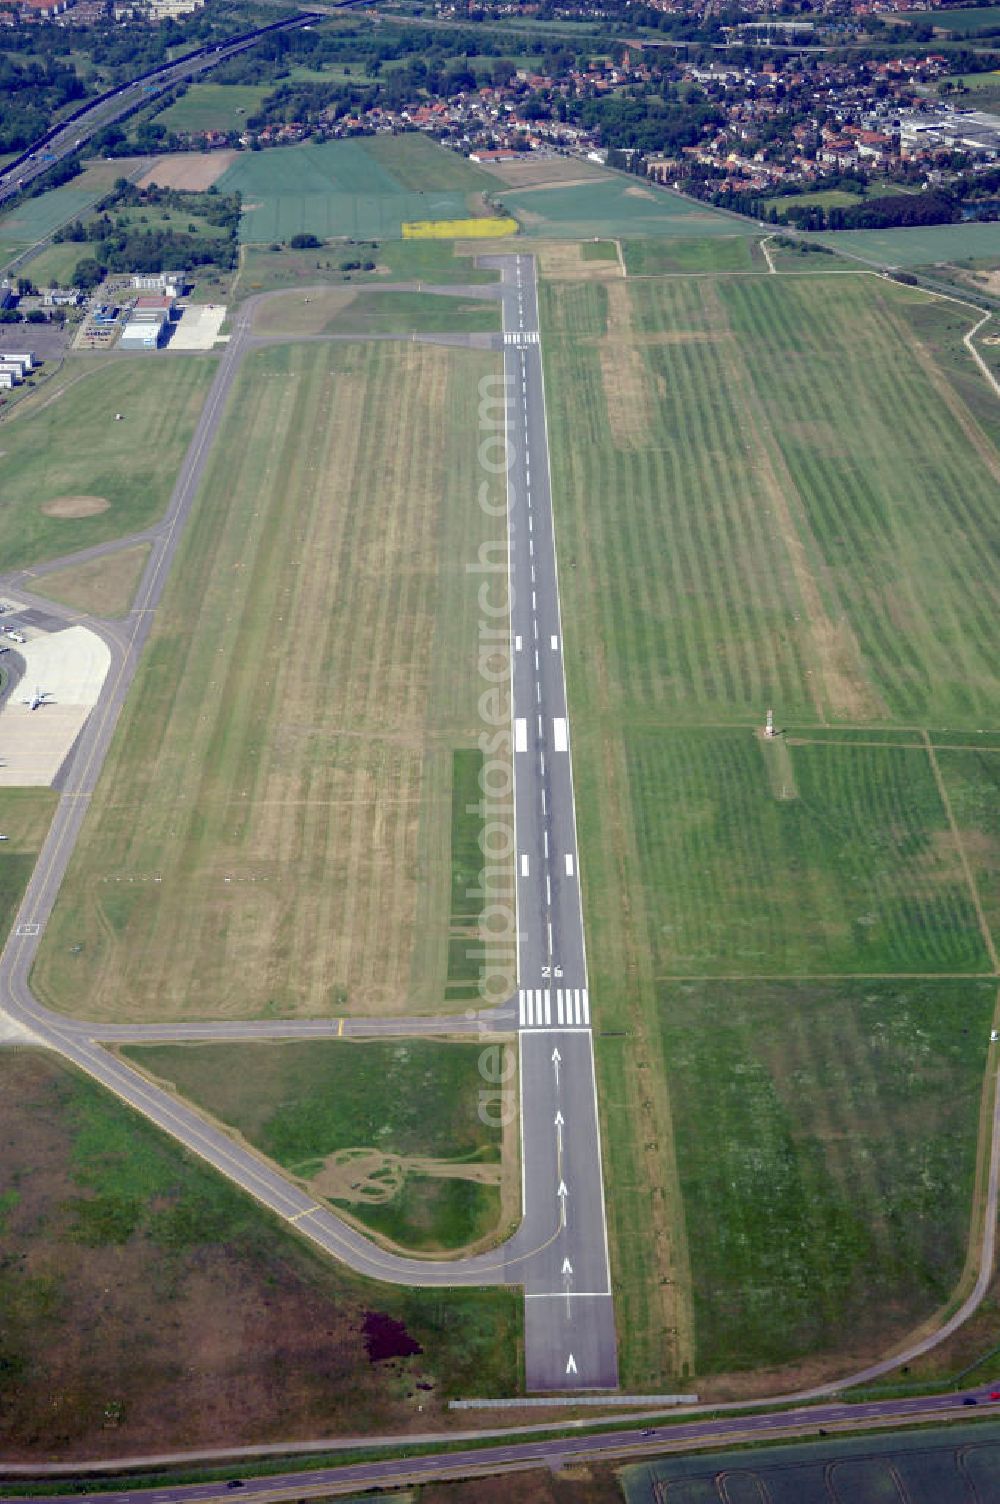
[962,1396,978,1405]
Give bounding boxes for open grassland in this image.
[156,83,272,134]
[124,1040,512,1254]
[622,1425,1000,1504]
[252,287,499,337]
[623,236,763,275]
[218,137,494,244]
[656,979,994,1379]
[909,4,1000,31]
[33,543,151,618]
[0,358,215,567]
[625,731,990,977]
[499,178,750,240]
[0,1051,520,1458]
[540,270,1000,1388]
[0,790,58,943]
[817,219,1000,265]
[33,339,507,1023]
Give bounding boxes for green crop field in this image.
[33,338,508,1024]
[622,1424,1000,1504]
[910,4,1000,31]
[0,358,216,568]
[500,179,752,240]
[539,270,1000,1387]
[0,185,105,250]
[156,83,271,134]
[124,1039,510,1254]
[217,136,495,244]
[817,219,1000,265]
[0,1051,519,1453]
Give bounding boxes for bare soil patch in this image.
[476,156,611,189]
[599,283,655,447]
[138,151,237,192]
[624,185,655,200]
[534,241,620,282]
[40,494,109,519]
[310,1148,501,1204]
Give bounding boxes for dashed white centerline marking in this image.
[544,831,549,858]
[546,874,552,905]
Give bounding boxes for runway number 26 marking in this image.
[541,965,563,979]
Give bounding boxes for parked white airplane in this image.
[23,686,53,711]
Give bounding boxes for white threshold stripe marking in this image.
[553,717,568,752]
[565,853,575,877]
[520,854,529,877]
[515,718,527,752]
[524,1291,614,1300]
[551,635,558,649]
[515,634,522,651]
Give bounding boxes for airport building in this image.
[119,318,167,350]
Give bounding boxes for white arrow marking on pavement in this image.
[551,1046,561,1087]
[555,1109,564,1154]
[562,1257,573,1275]
[566,1354,578,1375]
[558,1179,568,1226]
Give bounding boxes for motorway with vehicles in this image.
[0,11,322,209]
[6,1387,1000,1498]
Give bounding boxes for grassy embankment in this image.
[541,271,1000,1391]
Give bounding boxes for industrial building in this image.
[119,319,167,350]
[0,352,34,372]
[132,270,187,297]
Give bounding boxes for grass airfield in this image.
[4,117,1000,1442]
[541,266,1000,1388]
[33,338,507,1023]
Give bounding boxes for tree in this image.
[289,232,322,249]
[72,257,106,291]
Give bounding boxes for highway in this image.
[0,12,321,209]
[6,1388,1000,1499]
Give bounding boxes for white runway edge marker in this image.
[553,717,568,752]
[515,717,528,752]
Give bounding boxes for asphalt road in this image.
[7,1388,1000,1499]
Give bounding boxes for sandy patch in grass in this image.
[40,494,109,519]
[624,185,655,200]
[476,157,611,189]
[138,151,237,191]
[599,282,655,446]
[534,241,620,282]
[311,1148,502,1204]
